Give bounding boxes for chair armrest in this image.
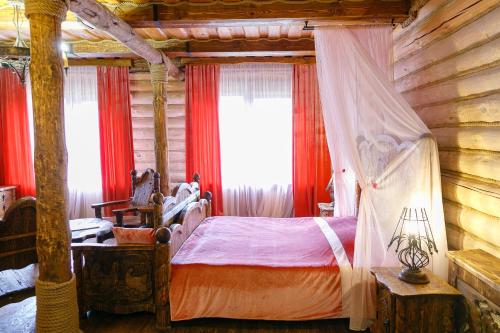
[111,206,140,227]
[92,199,131,219]
[91,199,131,209]
[136,206,154,227]
[137,206,154,214]
[112,207,140,215]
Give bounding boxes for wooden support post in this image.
[150,62,170,195]
[26,0,71,285]
[25,0,79,331]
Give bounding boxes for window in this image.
[219,64,293,217]
[26,67,102,218]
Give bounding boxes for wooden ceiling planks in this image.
[120,0,409,28]
[0,0,410,58]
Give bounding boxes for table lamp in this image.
[387,207,438,284]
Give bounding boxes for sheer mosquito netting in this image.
[314,27,447,330]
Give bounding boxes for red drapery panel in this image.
[292,64,332,216]
[0,68,35,197]
[185,64,223,216]
[97,66,135,213]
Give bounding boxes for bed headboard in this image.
[168,192,212,259]
[151,174,201,228]
[152,173,212,259]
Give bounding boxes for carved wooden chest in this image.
[447,249,500,333]
[0,186,16,220]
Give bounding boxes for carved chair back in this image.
[0,197,37,271]
[130,169,156,207]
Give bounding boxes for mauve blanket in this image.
[170,216,356,321]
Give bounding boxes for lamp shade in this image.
[387,207,438,284]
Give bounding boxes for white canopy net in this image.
[315,27,447,330]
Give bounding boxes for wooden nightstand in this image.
[317,202,334,217]
[371,267,462,333]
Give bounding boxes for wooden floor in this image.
[81,311,360,332]
[0,297,362,332]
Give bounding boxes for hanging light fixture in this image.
[0,0,30,84]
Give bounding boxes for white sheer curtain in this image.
[26,67,103,218]
[315,27,447,330]
[63,67,102,219]
[219,64,293,217]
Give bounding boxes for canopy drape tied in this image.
[315,27,447,330]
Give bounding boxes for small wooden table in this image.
[370,267,462,333]
[318,202,334,217]
[70,218,113,243]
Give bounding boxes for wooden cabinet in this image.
[317,202,334,217]
[371,267,462,333]
[0,186,16,220]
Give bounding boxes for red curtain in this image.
[97,66,135,213]
[185,64,223,216]
[292,64,332,217]
[0,68,35,197]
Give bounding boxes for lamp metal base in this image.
[398,267,430,284]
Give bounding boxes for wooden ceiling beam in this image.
[121,0,410,28]
[164,38,314,57]
[0,46,30,57]
[68,0,180,77]
[67,58,132,66]
[69,38,316,58]
[164,39,315,57]
[181,56,316,65]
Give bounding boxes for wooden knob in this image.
[193,173,200,183]
[156,227,171,244]
[152,192,164,205]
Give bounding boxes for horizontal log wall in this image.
[129,68,186,185]
[394,0,500,256]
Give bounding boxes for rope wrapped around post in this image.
[25,0,69,21]
[150,54,171,84]
[36,274,81,333]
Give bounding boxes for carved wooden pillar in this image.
[150,62,170,195]
[25,0,79,331]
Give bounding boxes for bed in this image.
[72,176,357,330]
[170,215,356,321]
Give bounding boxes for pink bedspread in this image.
[170,216,356,321]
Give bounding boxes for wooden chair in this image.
[0,197,37,307]
[72,175,210,330]
[91,169,157,227]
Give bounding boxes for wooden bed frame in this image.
[73,174,361,330]
[71,174,212,330]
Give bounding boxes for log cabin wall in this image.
[129,60,186,185]
[393,0,500,257]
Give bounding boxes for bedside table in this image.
[371,267,462,333]
[317,202,334,217]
